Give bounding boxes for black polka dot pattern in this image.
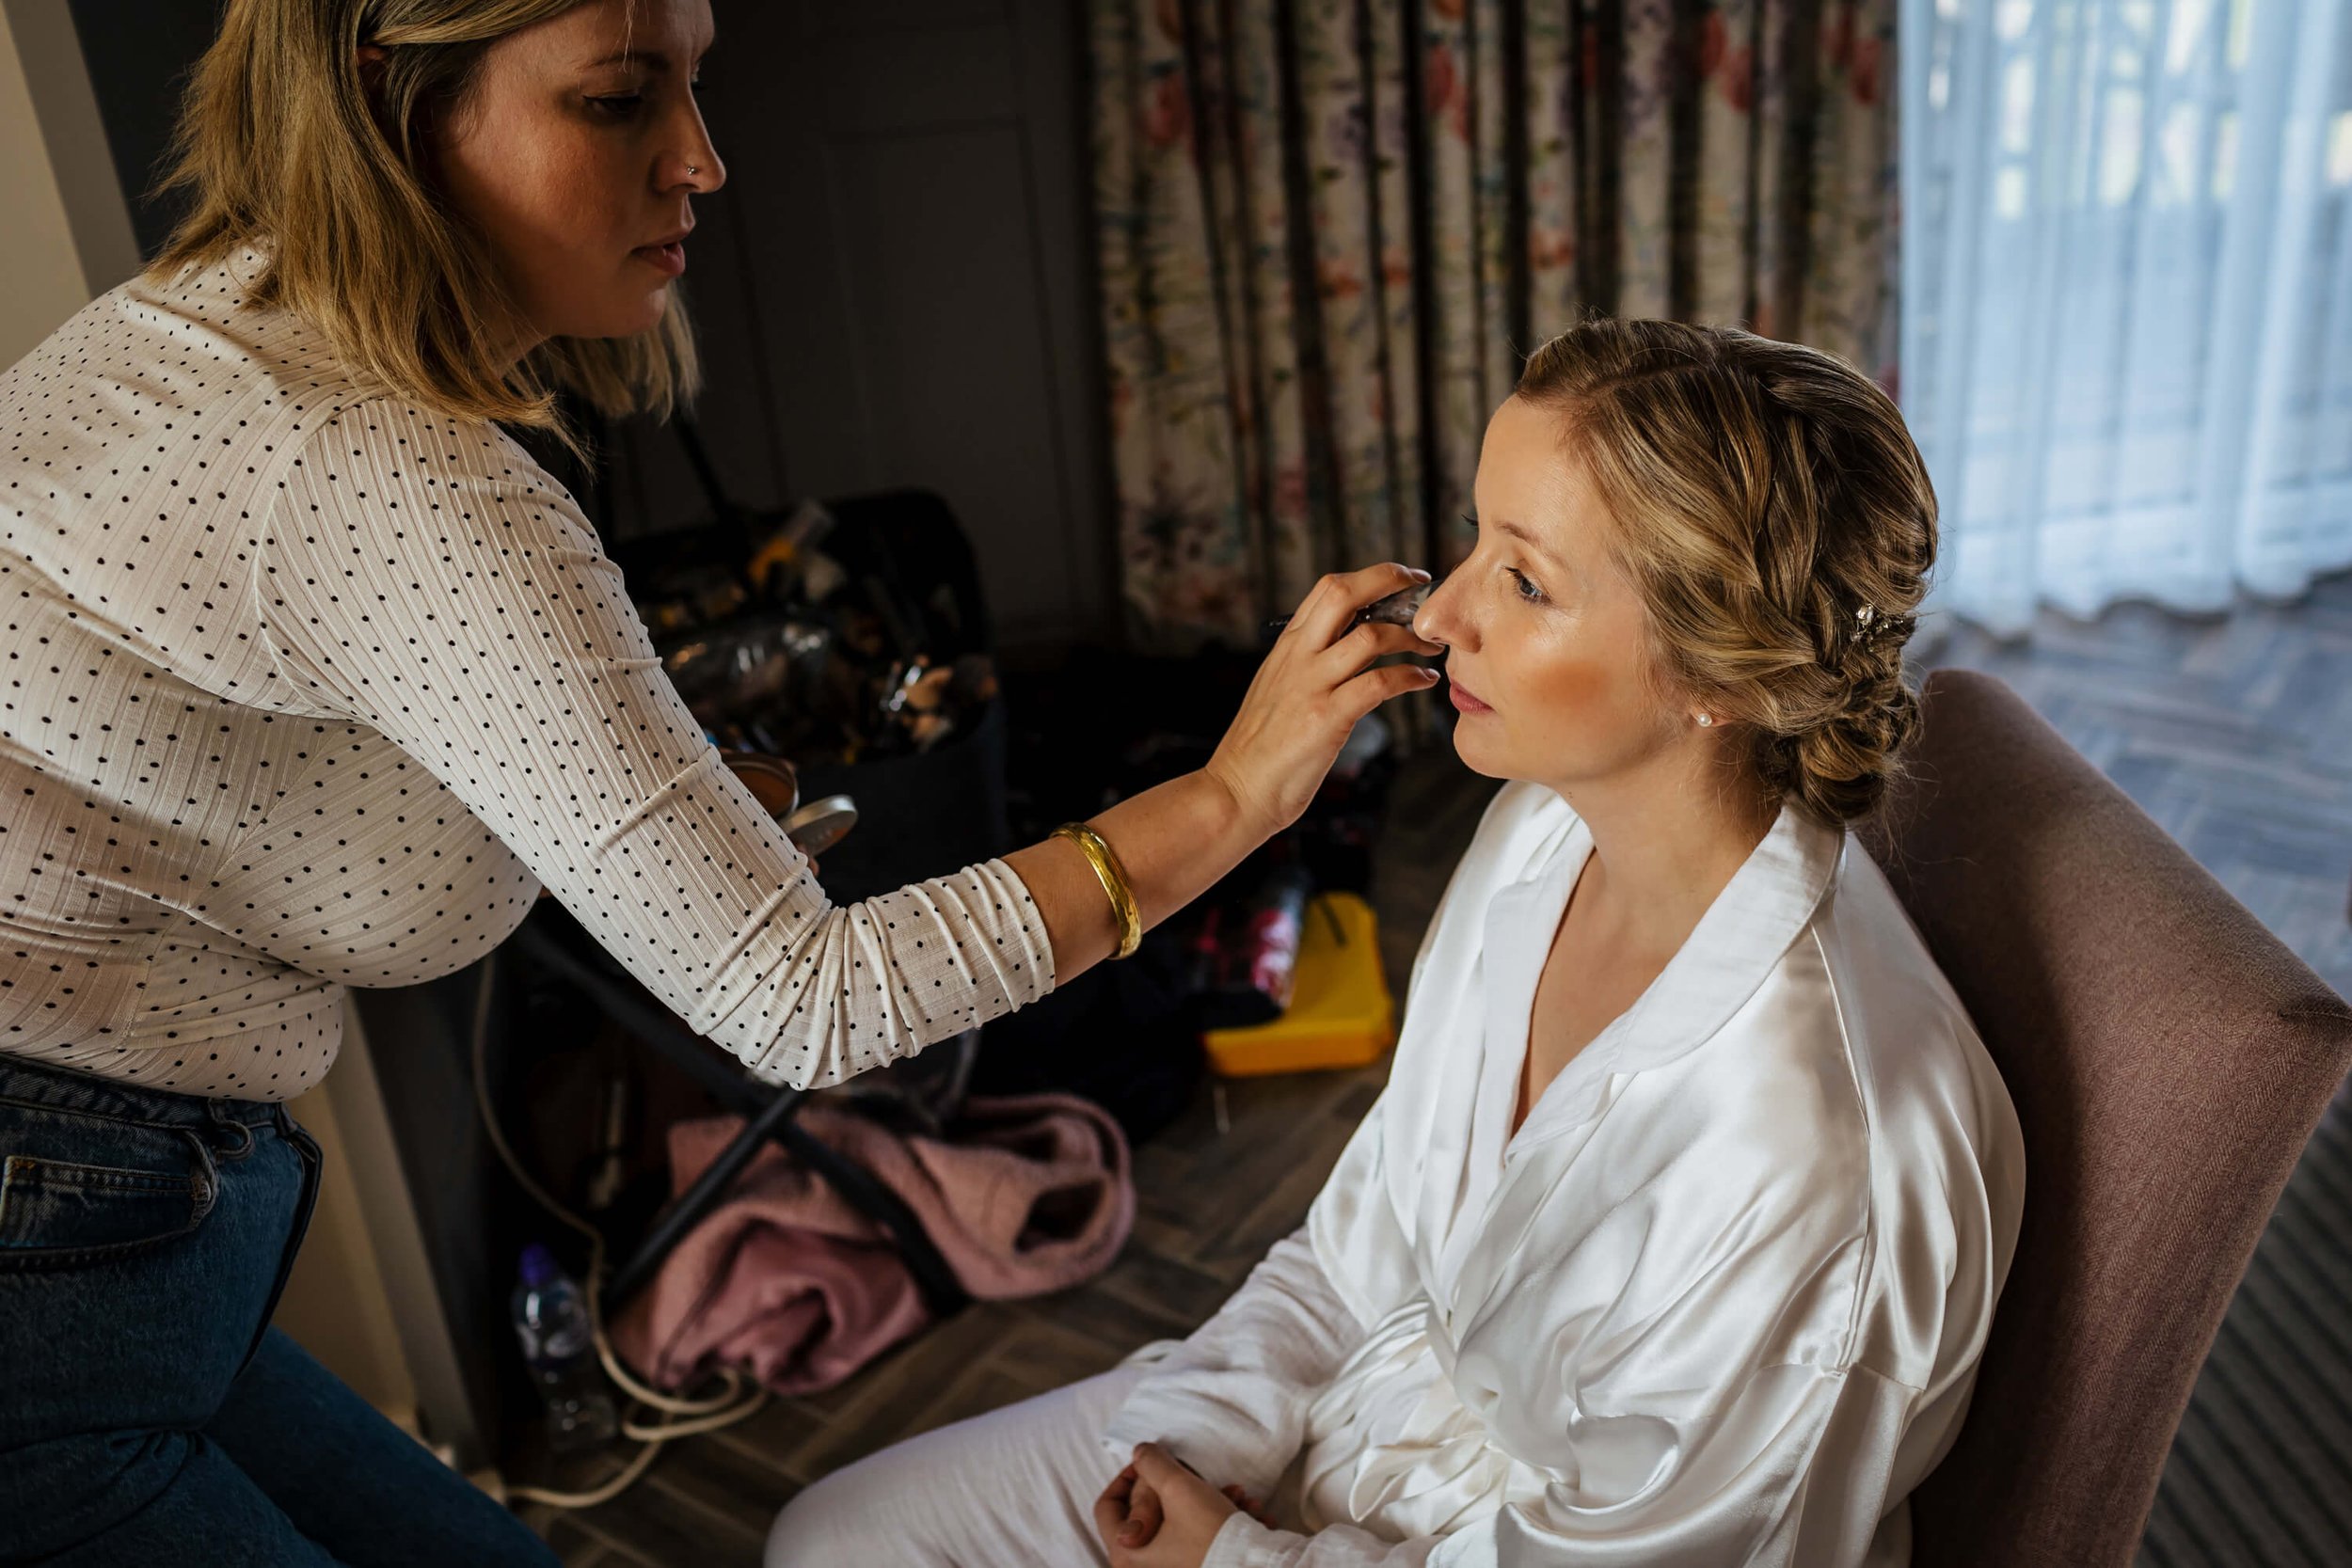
[0,250,1054,1099]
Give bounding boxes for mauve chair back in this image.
[1854,670,2352,1567]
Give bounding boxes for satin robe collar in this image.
[1380,787,1848,1303]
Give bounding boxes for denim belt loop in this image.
[177,1128,224,1223]
[202,1099,256,1162]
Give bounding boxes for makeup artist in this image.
[0,2,1442,1562]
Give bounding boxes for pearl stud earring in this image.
[1694,713,1714,727]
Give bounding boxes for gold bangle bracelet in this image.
[1052,821,1143,960]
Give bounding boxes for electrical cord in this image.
[467,953,768,1509]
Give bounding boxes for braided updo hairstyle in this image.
[1514,317,1935,824]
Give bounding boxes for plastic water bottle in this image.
[511,1243,618,1451]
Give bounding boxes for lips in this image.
[632,225,693,277]
[1447,673,1492,715]
[631,240,687,277]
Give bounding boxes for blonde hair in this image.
[146,0,697,442]
[1515,316,1936,824]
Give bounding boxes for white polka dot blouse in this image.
[0,250,1054,1100]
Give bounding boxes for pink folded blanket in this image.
[610,1093,1133,1395]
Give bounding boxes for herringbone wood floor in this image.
[526,573,2352,1567]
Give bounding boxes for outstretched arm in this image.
[254,401,1436,1086]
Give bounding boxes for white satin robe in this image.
[1102,782,2026,1567]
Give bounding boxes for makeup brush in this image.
[1263,577,1438,637]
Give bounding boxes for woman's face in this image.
[434,0,723,347]
[1413,394,1688,794]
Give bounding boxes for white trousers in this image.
[776,1363,1317,1568]
[766,1365,1149,1567]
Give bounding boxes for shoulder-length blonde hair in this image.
[148,0,696,441]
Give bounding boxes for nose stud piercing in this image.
[687,164,700,176]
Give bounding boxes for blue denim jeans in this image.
[0,1052,560,1567]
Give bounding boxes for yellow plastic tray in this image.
[1202,893,1394,1077]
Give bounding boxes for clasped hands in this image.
[1093,1442,1277,1568]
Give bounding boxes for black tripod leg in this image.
[505,913,970,1323]
[770,1121,971,1319]
[600,1084,807,1315]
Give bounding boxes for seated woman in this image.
[765,317,2026,1568]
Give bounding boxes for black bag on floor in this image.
[972,926,1203,1148]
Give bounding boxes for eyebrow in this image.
[585,42,711,71]
[1487,516,1573,572]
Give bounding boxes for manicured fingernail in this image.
[1408,567,1433,581]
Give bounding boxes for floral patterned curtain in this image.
[1092,0,1899,645]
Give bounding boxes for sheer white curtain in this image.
[1900,0,2352,636]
